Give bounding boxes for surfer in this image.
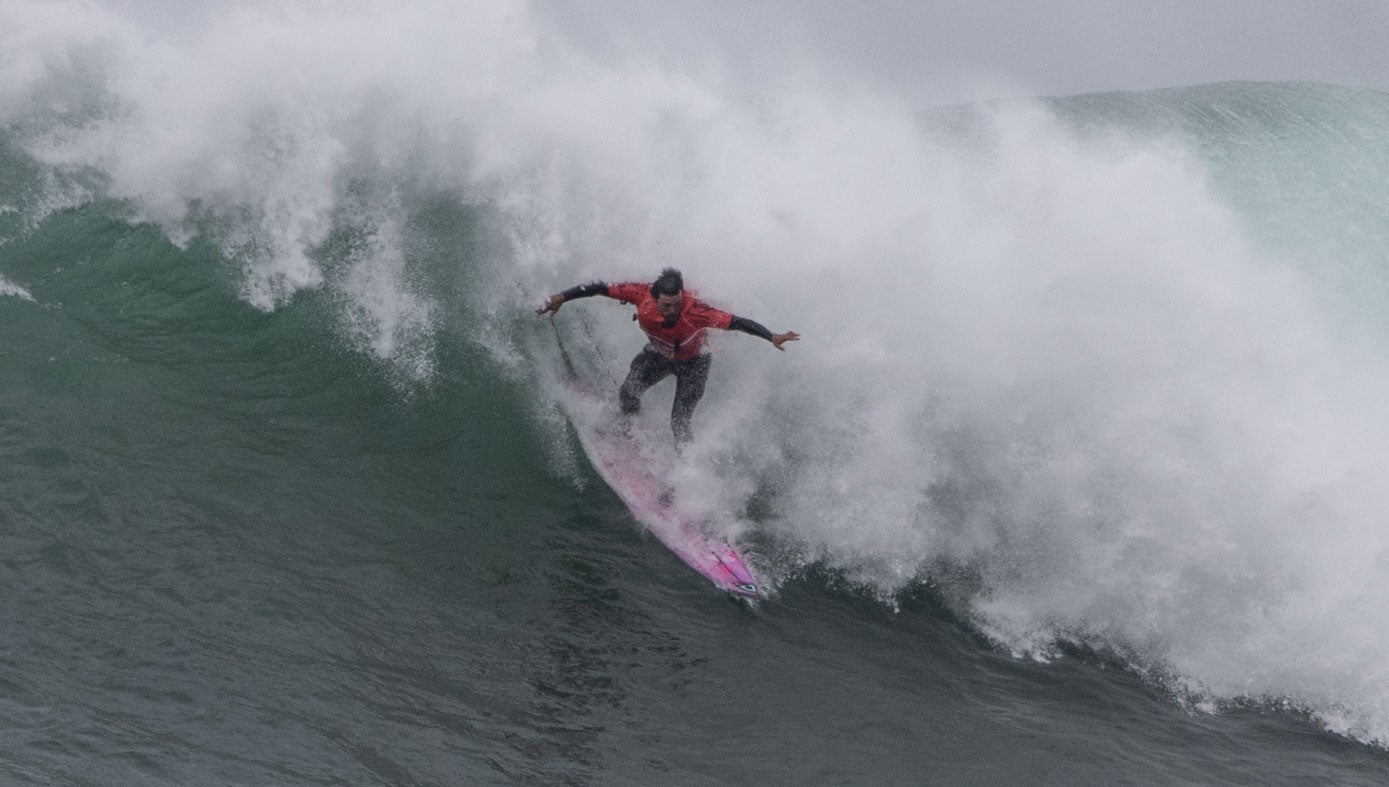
[537,268,799,444]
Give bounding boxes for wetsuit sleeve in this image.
[728,315,774,341]
[560,281,609,300]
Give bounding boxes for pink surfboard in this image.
[551,320,760,597]
[579,422,761,598]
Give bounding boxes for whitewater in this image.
[5,0,1389,781]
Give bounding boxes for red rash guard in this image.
[607,282,733,361]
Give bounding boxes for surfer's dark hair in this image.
[650,268,684,298]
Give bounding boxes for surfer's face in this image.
[656,292,684,323]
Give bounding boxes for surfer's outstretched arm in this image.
[728,316,800,351]
[536,282,610,315]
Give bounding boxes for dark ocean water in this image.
[6,4,1389,783]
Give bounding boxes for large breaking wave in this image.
[5,0,1389,747]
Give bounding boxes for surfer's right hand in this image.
[536,293,565,316]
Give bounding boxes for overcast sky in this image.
[91,0,1389,105]
[534,0,1389,105]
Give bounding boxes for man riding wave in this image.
[538,268,799,444]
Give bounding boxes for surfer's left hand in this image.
[771,331,800,351]
[536,293,565,316]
